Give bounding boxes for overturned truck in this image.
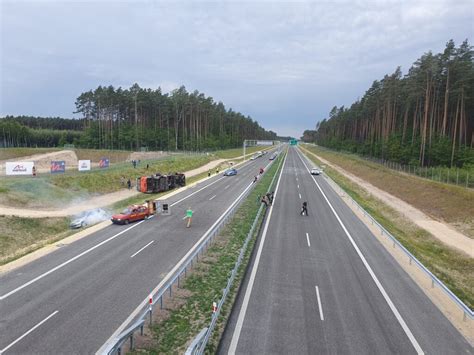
[137,173,186,193]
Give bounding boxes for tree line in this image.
[1,85,277,150]
[74,84,277,151]
[311,40,474,167]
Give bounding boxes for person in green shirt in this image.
[186,207,194,228]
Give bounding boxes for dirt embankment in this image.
[0,150,79,175]
[301,147,474,258]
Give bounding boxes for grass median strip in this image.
[131,153,284,354]
[300,147,474,309]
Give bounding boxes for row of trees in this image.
[312,40,474,167]
[1,115,83,131]
[0,119,82,147]
[74,85,277,150]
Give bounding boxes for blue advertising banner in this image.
[99,158,110,168]
[51,160,66,174]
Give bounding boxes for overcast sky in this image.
[1,0,473,137]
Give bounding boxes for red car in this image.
[111,205,150,225]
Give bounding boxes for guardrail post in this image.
[160,296,163,309]
[118,346,121,355]
[463,311,467,321]
[178,274,180,288]
[130,334,134,351]
[431,278,435,288]
[141,325,144,336]
[149,308,153,325]
[409,256,412,265]
[169,285,172,297]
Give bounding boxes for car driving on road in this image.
[111,205,149,224]
[311,167,322,175]
[224,168,238,176]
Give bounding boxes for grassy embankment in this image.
[300,145,474,309]
[0,147,266,266]
[131,153,284,354]
[304,145,474,238]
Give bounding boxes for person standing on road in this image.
[300,201,308,216]
[186,207,194,228]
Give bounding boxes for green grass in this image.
[133,153,284,354]
[0,215,72,265]
[0,147,62,160]
[303,144,474,238]
[301,147,474,309]
[0,156,213,208]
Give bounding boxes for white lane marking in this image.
[97,157,278,354]
[170,157,256,207]
[224,185,230,190]
[297,184,300,189]
[209,195,217,201]
[228,152,288,354]
[295,148,424,355]
[130,241,154,258]
[0,222,145,301]
[315,286,324,321]
[299,193,302,199]
[171,177,225,206]
[306,233,311,247]
[0,310,58,354]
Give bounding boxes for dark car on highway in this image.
[111,205,149,225]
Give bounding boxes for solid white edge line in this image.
[209,195,217,201]
[299,193,302,199]
[297,184,300,189]
[97,157,278,354]
[170,157,258,207]
[306,232,311,247]
[171,176,225,206]
[0,221,145,300]
[295,148,424,355]
[0,155,267,300]
[228,151,288,354]
[224,185,230,190]
[0,310,58,354]
[315,286,324,321]
[130,241,154,258]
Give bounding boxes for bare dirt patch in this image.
[0,150,79,175]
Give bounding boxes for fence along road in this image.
[0,149,278,354]
[219,146,471,354]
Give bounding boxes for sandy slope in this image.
[302,148,474,258]
[0,158,231,218]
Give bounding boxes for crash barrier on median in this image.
[298,148,474,322]
[101,155,281,355]
[186,151,284,355]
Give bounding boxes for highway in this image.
[219,146,472,354]
[0,149,278,354]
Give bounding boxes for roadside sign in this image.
[5,162,34,175]
[78,160,91,171]
[99,158,109,168]
[51,160,66,174]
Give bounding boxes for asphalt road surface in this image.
[219,146,472,355]
[0,149,279,355]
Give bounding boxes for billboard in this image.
[78,160,91,171]
[51,160,66,174]
[99,158,109,168]
[256,140,274,146]
[6,162,35,176]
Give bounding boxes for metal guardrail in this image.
[187,150,285,355]
[299,147,474,321]
[102,154,281,355]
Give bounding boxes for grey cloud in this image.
[1,0,473,136]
